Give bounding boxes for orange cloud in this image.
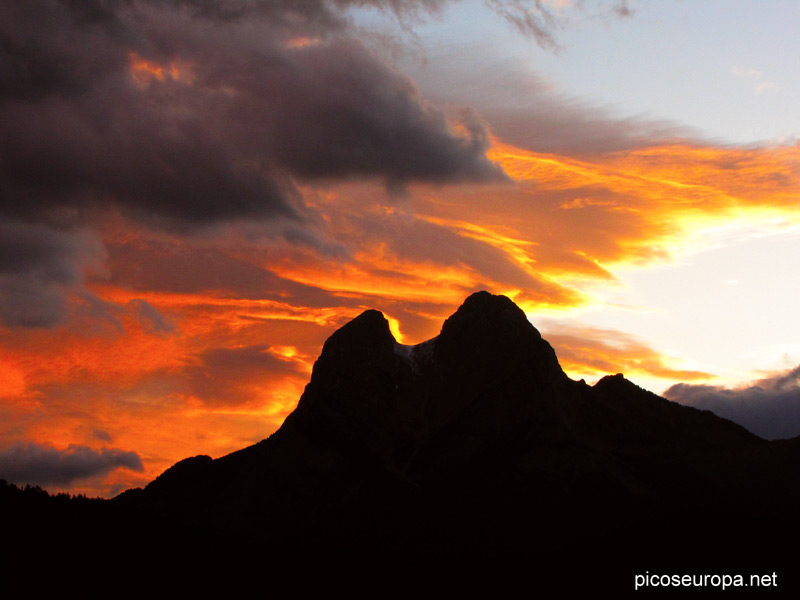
[285,36,321,49]
[0,358,28,400]
[542,324,715,383]
[0,269,361,495]
[128,51,195,88]
[405,139,800,285]
[489,139,800,228]
[3,134,798,498]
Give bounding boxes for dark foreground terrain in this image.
[6,292,800,595]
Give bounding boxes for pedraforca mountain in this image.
[114,291,800,592]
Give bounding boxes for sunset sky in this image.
[2,0,799,498]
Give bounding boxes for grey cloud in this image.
[402,38,694,157]
[92,428,113,443]
[485,0,561,52]
[143,0,355,29]
[613,1,635,18]
[0,1,299,226]
[0,277,70,329]
[144,0,449,31]
[128,298,176,333]
[664,366,800,440]
[0,2,126,101]
[258,38,505,186]
[484,102,690,156]
[144,0,586,48]
[0,221,106,327]
[0,441,144,487]
[74,290,127,333]
[485,0,638,52]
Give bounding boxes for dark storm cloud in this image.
[0,0,508,327]
[259,40,504,186]
[0,1,299,228]
[664,366,800,440]
[0,441,143,487]
[0,0,503,227]
[0,221,105,327]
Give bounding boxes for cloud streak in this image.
[542,323,714,383]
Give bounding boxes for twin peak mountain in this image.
[120,291,799,571]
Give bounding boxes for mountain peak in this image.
[441,290,542,341]
[317,308,395,360]
[433,290,563,385]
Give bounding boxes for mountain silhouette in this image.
[109,291,800,593]
[8,291,799,594]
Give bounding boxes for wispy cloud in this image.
[731,66,780,95]
[542,323,714,383]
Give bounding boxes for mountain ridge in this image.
[97,291,800,594]
[12,290,797,593]
[117,292,795,531]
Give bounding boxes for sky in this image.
[1,0,799,497]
